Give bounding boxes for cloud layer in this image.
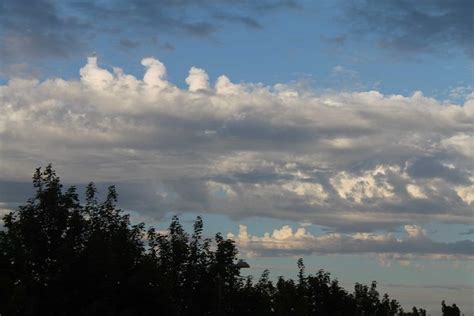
[1,57,473,234]
[227,224,474,260]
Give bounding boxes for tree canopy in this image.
[0,165,463,315]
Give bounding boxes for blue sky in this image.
[2,0,473,96]
[1,0,473,314]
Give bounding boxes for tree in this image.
[380,293,400,316]
[0,165,86,314]
[442,300,461,316]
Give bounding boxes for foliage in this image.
[0,166,463,315]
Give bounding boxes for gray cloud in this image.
[119,38,140,49]
[0,56,473,233]
[0,0,87,61]
[341,0,474,59]
[213,12,263,29]
[406,157,470,184]
[0,0,299,65]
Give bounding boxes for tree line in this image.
[0,165,463,315]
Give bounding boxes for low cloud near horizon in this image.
[1,57,473,252]
[228,223,474,261]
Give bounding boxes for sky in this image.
[1,0,473,314]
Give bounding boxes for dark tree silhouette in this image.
[0,165,464,316]
[442,300,461,316]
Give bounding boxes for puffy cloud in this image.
[141,58,169,88]
[228,223,474,260]
[282,181,328,204]
[406,184,427,199]
[215,75,242,95]
[455,182,474,205]
[186,67,210,92]
[0,57,473,233]
[80,56,115,90]
[441,133,474,159]
[330,167,395,203]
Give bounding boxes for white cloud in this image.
[441,133,474,159]
[215,75,242,95]
[406,184,427,199]
[186,67,210,92]
[0,56,473,232]
[141,57,169,88]
[80,55,115,90]
[282,181,328,204]
[228,223,474,260]
[330,168,395,203]
[403,224,427,240]
[455,181,474,205]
